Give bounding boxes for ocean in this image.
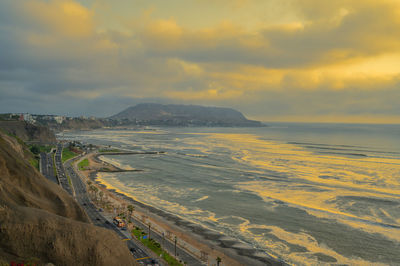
[61,123,400,265]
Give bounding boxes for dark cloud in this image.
[0,0,399,123]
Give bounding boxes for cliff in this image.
[0,121,56,144]
[110,103,263,127]
[0,132,137,265]
[60,118,106,130]
[34,118,110,132]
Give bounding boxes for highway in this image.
[68,155,205,266]
[54,143,73,195]
[128,214,204,266]
[63,154,161,265]
[39,152,58,184]
[45,143,205,265]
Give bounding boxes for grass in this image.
[132,227,183,266]
[78,158,89,171]
[62,148,78,163]
[28,144,54,154]
[29,158,39,170]
[0,129,41,171]
[66,174,72,186]
[53,153,57,175]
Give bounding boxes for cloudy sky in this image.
[1,0,400,123]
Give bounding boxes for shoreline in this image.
[83,152,282,266]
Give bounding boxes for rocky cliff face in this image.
[0,132,137,265]
[0,121,56,144]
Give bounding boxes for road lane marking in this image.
[136,257,150,261]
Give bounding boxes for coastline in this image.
[81,152,282,266]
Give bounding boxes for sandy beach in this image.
[74,152,280,266]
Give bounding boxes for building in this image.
[22,113,35,124]
[54,116,65,124]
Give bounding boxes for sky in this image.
[1,0,400,123]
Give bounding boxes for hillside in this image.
[110,103,263,127]
[0,121,56,144]
[0,132,137,265]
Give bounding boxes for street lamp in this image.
[174,236,177,258]
[148,223,151,240]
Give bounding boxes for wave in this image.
[62,127,400,265]
[315,151,368,157]
[193,195,209,202]
[176,152,208,158]
[289,142,400,155]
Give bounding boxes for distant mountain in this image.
[110,103,263,127]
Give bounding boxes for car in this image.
[150,259,159,266]
[98,208,104,212]
[96,218,100,221]
[105,220,110,224]
[121,227,127,231]
[83,203,87,206]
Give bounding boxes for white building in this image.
[54,116,65,124]
[23,113,35,124]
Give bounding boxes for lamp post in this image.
[148,223,151,240]
[174,236,177,258]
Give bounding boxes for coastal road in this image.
[84,153,204,265]
[40,152,58,184]
[54,143,73,195]
[63,156,160,265]
[129,214,204,266]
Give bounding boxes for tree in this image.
[127,205,135,222]
[99,191,104,205]
[30,145,40,155]
[89,185,98,201]
[216,257,221,266]
[88,185,93,196]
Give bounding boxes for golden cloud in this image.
[24,0,94,38]
[3,0,400,122]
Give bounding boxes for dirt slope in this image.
[0,132,137,265]
[0,121,56,144]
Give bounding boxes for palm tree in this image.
[99,191,104,205]
[88,185,94,195]
[90,185,98,201]
[216,257,221,266]
[127,205,135,222]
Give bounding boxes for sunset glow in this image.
[1,0,400,123]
